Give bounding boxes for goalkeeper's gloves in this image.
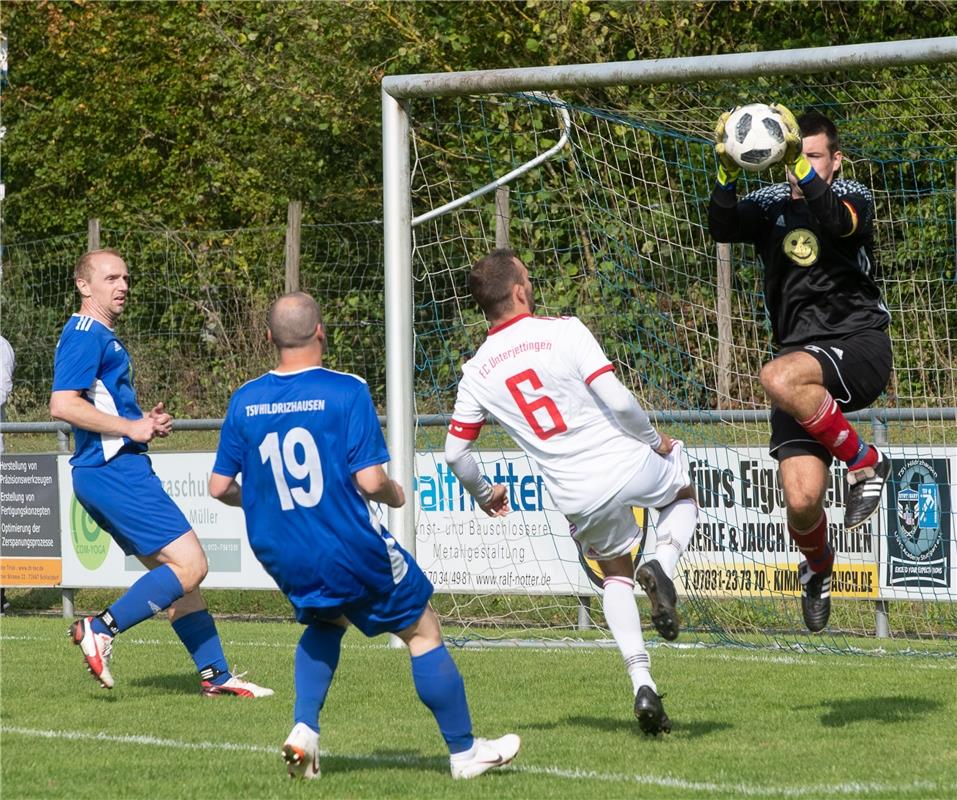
[771,102,816,184]
[713,109,741,188]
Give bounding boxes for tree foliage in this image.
[2,1,953,237]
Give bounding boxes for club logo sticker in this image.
[886,458,950,587]
[70,496,110,570]
[783,228,819,267]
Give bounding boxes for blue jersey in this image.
[213,366,408,610]
[52,314,147,467]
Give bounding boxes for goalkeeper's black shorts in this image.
[768,327,892,465]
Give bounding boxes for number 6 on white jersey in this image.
[259,427,324,510]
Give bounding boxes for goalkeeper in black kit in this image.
[708,105,892,633]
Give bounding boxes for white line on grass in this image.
[3,634,955,668]
[673,650,817,666]
[0,634,298,649]
[2,725,954,798]
[1,725,275,754]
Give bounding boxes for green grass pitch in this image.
[2,616,955,799]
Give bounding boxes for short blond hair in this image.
[75,248,124,281]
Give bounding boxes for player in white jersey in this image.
[445,249,699,735]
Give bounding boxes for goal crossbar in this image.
[383,37,957,99]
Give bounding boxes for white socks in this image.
[602,576,655,694]
[653,497,698,578]
[450,742,478,763]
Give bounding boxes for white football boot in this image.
[450,734,521,780]
[282,722,320,779]
[201,670,275,698]
[70,616,115,689]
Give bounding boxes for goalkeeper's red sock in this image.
[788,513,833,572]
[798,392,877,469]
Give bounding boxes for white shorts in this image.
[568,441,690,560]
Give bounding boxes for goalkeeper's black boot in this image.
[845,449,890,531]
[636,559,680,641]
[798,557,833,633]
[634,686,671,736]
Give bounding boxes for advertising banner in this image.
[414,446,955,601]
[885,454,951,592]
[0,455,62,586]
[58,453,279,590]
[676,446,879,600]
[35,445,957,603]
[413,451,592,595]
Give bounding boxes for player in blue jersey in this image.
[208,291,520,780]
[50,248,272,697]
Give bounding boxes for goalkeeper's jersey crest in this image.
[721,178,889,347]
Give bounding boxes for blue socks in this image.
[89,567,232,685]
[287,628,474,753]
[171,609,230,685]
[411,644,474,754]
[290,627,474,752]
[92,564,183,636]
[294,622,346,733]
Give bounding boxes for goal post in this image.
[382,85,416,557]
[381,37,957,650]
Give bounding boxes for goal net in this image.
[389,44,957,652]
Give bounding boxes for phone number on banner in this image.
[677,563,878,598]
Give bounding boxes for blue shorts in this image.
[296,558,434,638]
[72,452,192,557]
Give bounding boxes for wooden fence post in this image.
[285,201,302,293]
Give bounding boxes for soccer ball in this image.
[722,103,788,172]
